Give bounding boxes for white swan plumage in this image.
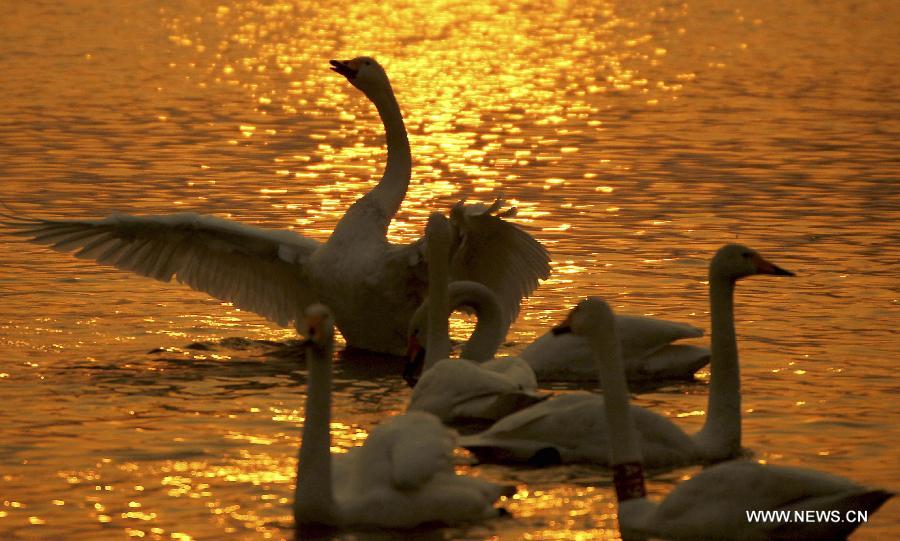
[460,244,795,467]
[1,56,550,356]
[520,314,710,383]
[569,297,893,541]
[293,304,512,529]
[404,213,544,424]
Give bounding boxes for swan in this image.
[1,56,550,356]
[293,303,513,529]
[404,212,545,424]
[520,313,710,383]
[459,244,794,467]
[570,297,893,541]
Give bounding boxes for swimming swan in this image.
[293,304,513,529]
[1,57,550,356]
[404,213,545,424]
[459,244,794,467]
[520,313,710,383]
[572,297,893,541]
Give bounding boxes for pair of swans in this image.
[293,304,511,529]
[403,212,711,425]
[459,244,794,467]
[568,297,892,540]
[405,213,545,424]
[2,56,549,355]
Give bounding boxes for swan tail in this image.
[627,345,711,382]
[770,489,893,540]
[449,390,550,423]
[459,436,562,466]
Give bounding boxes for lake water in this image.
[0,0,897,539]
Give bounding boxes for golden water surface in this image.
[0,0,898,539]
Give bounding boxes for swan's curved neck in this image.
[697,275,741,454]
[456,283,506,362]
[328,84,411,245]
[295,342,336,523]
[368,87,411,225]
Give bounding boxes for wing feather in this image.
[2,210,321,328]
[449,200,551,325]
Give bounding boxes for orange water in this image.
[0,1,897,539]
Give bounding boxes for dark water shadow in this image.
[53,337,411,400]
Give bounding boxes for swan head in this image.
[710,244,795,281]
[425,211,453,245]
[329,56,391,94]
[552,297,617,339]
[300,304,335,350]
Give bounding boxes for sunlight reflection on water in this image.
[0,0,898,539]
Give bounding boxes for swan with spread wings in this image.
[2,57,550,356]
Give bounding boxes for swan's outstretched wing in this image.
[2,210,320,327]
[448,200,550,324]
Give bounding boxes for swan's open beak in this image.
[329,59,359,80]
[402,334,424,387]
[752,253,795,276]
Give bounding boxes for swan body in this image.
[461,244,795,466]
[294,304,511,529]
[521,315,710,382]
[405,214,544,424]
[564,298,893,541]
[621,461,893,541]
[2,57,550,356]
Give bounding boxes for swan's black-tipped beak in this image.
[551,324,572,336]
[552,310,574,335]
[329,59,358,80]
[767,264,794,276]
[402,335,425,387]
[752,253,795,277]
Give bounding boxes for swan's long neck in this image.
[423,222,452,371]
[328,84,411,245]
[455,282,506,362]
[696,276,741,455]
[367,87,411,226]
[294,341,336,523]
[591,330,642,467]
[590,322,649,508]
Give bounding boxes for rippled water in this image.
[1,0,898,539]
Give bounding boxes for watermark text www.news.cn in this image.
[746,510,868,524]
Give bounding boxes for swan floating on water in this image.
[293,304,513,529]
[520,312,710,383]
[570,297,893,541]
[404,213,545,424]
[460,244,794,467]
[1,56,550,355]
